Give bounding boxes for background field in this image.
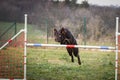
[0,22,116,80]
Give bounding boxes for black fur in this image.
[54,27,81,65]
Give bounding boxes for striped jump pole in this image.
[27,43,115,50]
[24,14,27,80]
[115,17,119,80]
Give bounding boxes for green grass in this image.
[27,48,115,80]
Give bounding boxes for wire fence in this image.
[0,31,24,79]
[0,22,17,47]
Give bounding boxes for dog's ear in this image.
[61,27,66,34]
[54,29,58,36]
[54,28,57,32]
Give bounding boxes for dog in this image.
[54,27,81,65]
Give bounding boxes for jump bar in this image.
[27,43,115,50]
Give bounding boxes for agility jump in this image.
[24,14,119,80]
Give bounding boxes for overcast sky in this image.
[77,0,120,6]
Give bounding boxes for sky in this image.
[77,0,120,6]
[58,0,120,6]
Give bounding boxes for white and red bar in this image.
[27,43,115,50]
[0,29,25,50]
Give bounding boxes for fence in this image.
[0,30,24,79]
[0,22,17,47]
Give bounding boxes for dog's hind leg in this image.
[66,48,74,62]
[73,48,81,65]
[77,54,81,65]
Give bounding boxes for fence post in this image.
[83,16,86,45]
[46,19,48,44]
[15,22,17,35]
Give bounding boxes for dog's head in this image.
[54,27,67,43]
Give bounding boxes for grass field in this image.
[0,47,115,80]
[27,47,115,80]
